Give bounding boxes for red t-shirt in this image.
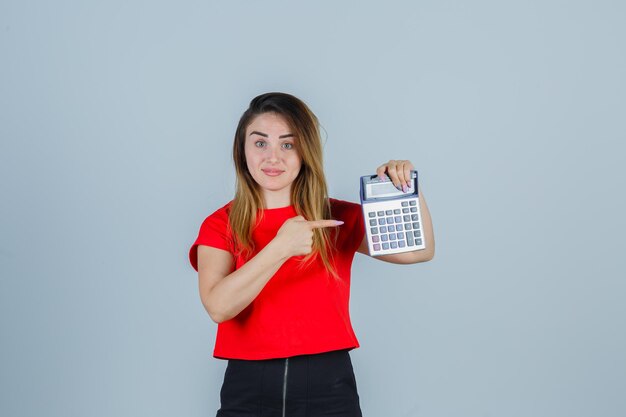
[189,198,365,360]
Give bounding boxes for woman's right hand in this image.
[274,216,343,257]
[198,217,342,323]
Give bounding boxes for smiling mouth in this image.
[262,169,284,177]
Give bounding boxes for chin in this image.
[261,182,291,192]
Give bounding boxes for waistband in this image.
[218,349,362,417]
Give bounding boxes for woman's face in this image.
[244,112,302,205]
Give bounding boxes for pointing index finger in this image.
[308,219,344,229]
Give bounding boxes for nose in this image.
[265,144,280,163]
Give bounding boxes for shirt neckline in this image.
[262,204,294,211]
[258,205,297,216]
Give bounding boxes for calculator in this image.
[360,170,426,256]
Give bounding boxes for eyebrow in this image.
[249,131,294,139]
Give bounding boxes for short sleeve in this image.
[189,203,233,272]
[346,202,365,253]
[330,199,365,254]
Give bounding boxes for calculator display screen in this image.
[361,171,418,202]
[368,182,403,198]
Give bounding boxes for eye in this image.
[282,142,294,150]
[254,140,266,148]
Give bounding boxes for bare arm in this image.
[197,217,343,323]
[197,240,289,323]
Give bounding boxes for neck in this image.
[262,189,292,209]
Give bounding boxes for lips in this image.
[262,169,284,177]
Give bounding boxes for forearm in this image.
[416,190,435,260]
[204,240,289,323]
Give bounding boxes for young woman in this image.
[189,92,435,417]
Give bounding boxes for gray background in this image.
[1,1,625,416]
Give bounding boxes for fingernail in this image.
[335,220,344,225]
[379,175,386,181]
[402,184,408,193]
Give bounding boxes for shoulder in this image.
[190,201,234,271]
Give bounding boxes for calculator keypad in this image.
[363,198,425,255]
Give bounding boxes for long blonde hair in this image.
[229,92,337,277]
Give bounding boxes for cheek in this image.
[290,155,302,173]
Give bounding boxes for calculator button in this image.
[378,218,386,225]
[390,242,398,249]
[396,232,404,239]
[372,235,380,243]
[377,211,384,216]
[381,235,388,242]
[407,238,414,246]
[409,200,416,206]
[402,208,409,213]
[412,223,419,229]
[380,226,387,233]
[387,225,395,232]
[382,243,389,250]
[398,241,406,248]
[415,238,423,245]
[394,216,402,223]
[385,210,393,215]
[401,201,408,207]
[389,233,396,240]
[373,244,381,251]
[405,223,412,230]
[414,230,421,237]
[368,212,376,218]
[403,215,411,222]
[369,219,377,226]
[410,207,417,213]
[393,209,401,214]
[386,217,394,224]
[411,214,418,221]
[371,227,378,234]
[396,224,403,231]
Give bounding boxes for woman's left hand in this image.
[376,159,415,193]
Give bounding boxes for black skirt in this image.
[216,348,363,417]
